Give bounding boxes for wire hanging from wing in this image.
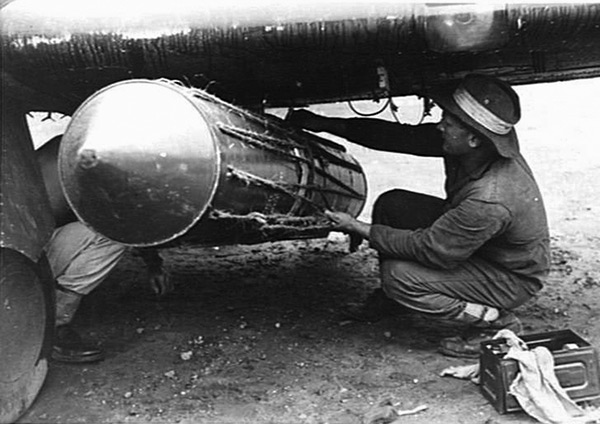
[347,93,434,124]
[347,97,391,117]
[346,64,434,124]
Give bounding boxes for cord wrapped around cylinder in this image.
[59,79,367,247]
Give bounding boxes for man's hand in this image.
[325,210,371,239]
[286,109,327,132]
[147,268,173,297]
[325,210,356,232]
[135,248,174,297]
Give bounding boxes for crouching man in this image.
[37,135,171,363]
[288,74,550,357]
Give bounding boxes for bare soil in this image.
[18,79,600,424]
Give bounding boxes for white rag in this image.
[500,329,600,424]
[440,329,600,424]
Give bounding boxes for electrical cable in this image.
[347,97,391,117]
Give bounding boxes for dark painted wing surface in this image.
[2,2,600,112]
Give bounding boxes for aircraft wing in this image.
[2,1,600,113]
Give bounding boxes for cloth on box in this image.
[500,329,597,424]
[440,329,600,424]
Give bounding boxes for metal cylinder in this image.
[59,79,367,247]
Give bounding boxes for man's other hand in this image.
[325,210,357,232]
[135,248,174,297]
[325,210,371,239]
[286,109,327,132]
[148,269,173,297]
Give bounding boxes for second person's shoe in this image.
[52,325,105,364]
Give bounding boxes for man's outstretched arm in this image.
[287,109,444,156]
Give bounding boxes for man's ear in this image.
[468,134,482,149]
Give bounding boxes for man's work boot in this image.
[438,310,523,358]
[52,325,105,364]
[53,288,104,363]
[342,288,409,323]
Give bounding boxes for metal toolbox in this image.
[479,329,600,414]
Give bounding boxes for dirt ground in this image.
[18,78,600,423]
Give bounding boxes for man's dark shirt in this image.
[338,118,550,292]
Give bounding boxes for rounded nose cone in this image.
[59,80,219,246]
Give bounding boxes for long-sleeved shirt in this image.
[337,118,550,291]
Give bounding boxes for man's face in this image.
[437,111,475,156]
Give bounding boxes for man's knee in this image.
[52,221,98,246]
[66,221,126,257]
[372,189,407,224]
[373,189,403,210]
[372,189,444,229]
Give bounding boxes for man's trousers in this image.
[372,189,536,319]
